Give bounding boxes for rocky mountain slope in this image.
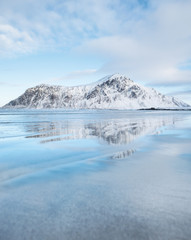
[3,74,190,109]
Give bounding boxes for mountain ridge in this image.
[3,74,190,109]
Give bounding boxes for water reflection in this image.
[25,115,175,145]
[111,149,136,159]
[0,111,177,186]
[1,110,191,240]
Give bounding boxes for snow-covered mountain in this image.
[3,74,190,109]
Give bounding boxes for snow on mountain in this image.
[3,74,190,109]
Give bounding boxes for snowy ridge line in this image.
[3,74,190,109]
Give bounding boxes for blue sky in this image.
[0,0,191,106]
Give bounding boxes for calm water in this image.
[0,109,191,240]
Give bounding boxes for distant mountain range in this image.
[3,74,190,109]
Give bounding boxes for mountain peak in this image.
[109,73,131,81]
[94,73,132,86]
[3,74,190,109]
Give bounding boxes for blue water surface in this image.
[0,109,191,240]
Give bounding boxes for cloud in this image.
[0,24,39,56]
[168,89,191,96]
[76,0,191,85]
[0,0,115,56]
[0,81,21,87]
[48,69,97,83]
[0,0,191,88]
[167,88,191,105]
[0,0,149,56]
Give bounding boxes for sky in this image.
[0,0,191,106]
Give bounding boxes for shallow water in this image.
[0,109,191,240]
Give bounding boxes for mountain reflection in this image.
[0,111,178,185]
[111,149,136,160]
[26,115,175,146]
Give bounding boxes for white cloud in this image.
[0,0,191,88]
[0,24,39,56]
[0,0,149,55]
[76,0,191,86]
[48,69,97,84]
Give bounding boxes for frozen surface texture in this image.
[0,109,191,240]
